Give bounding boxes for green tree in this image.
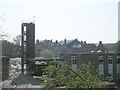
[42,60,101,88]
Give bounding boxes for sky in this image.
[0,0,119,43]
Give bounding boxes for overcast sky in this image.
[0,0,119,43]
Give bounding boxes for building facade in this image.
[60,53,120,82]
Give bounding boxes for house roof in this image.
[34,57,60,61]
[60,52,119,56]
[67,39,81,48]
[82,44,96,48]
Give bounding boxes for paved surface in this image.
[2,71,42,89]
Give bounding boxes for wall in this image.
[61,53,119,82]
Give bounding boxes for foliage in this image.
[12,35,21,45]
[2,40,20,57]
[42,60,101,88]
[104,76,113,82]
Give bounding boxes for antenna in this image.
[33,16,35,23]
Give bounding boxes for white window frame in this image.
[108,64,113,77]
[108,59,113,64]
[71,56,77,72]
[99,56,104,80]
[71,56,77,65]
[108,58,113,77]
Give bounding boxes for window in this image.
[108,64,113,77]
[71,56,77,59]
[99,57,104,80]
[117,64,120,74]
[108,59,113,64]
[99,60,104,75]
[24,42,26,46]
[35,61,40,64]
[108,58,113,77]
[99,59,103,63]
[117,59,120,63]
[71,56,77,72]
[99,64,104,75]
[98,56,104,60]
[24,31,26,35]
[41,61,47,64]
[71,56,77,65]
[24,47,26,52]
[117,56,120,60]
[23,26,26,35]
[108,56,113,59]
[35,61,46,65]
[24,35,26,40]
[117,56,120,63]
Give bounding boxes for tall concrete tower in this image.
[21,22,35,73]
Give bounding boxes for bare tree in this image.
[13,35,21,46]
[0,13,8,40]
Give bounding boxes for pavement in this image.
[2,71,42,89]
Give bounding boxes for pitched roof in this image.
[67,39,81,48]
[82,44,96,48]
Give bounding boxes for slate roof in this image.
[82,44,96,48]
[67,39,81,48]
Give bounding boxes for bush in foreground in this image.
[42,60,101,88]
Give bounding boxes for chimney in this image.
[84,41,86,44]
[99,41,102,44]
[64,39,67,45]
[81,41,83,45]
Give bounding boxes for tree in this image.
[12,35,21,57]
[2,40,20,57]
[42,60,101,88]
[0,13,8,40]
[12,35,21,46]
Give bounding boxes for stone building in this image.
[60,52,120,82]
[2,56,9,81]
